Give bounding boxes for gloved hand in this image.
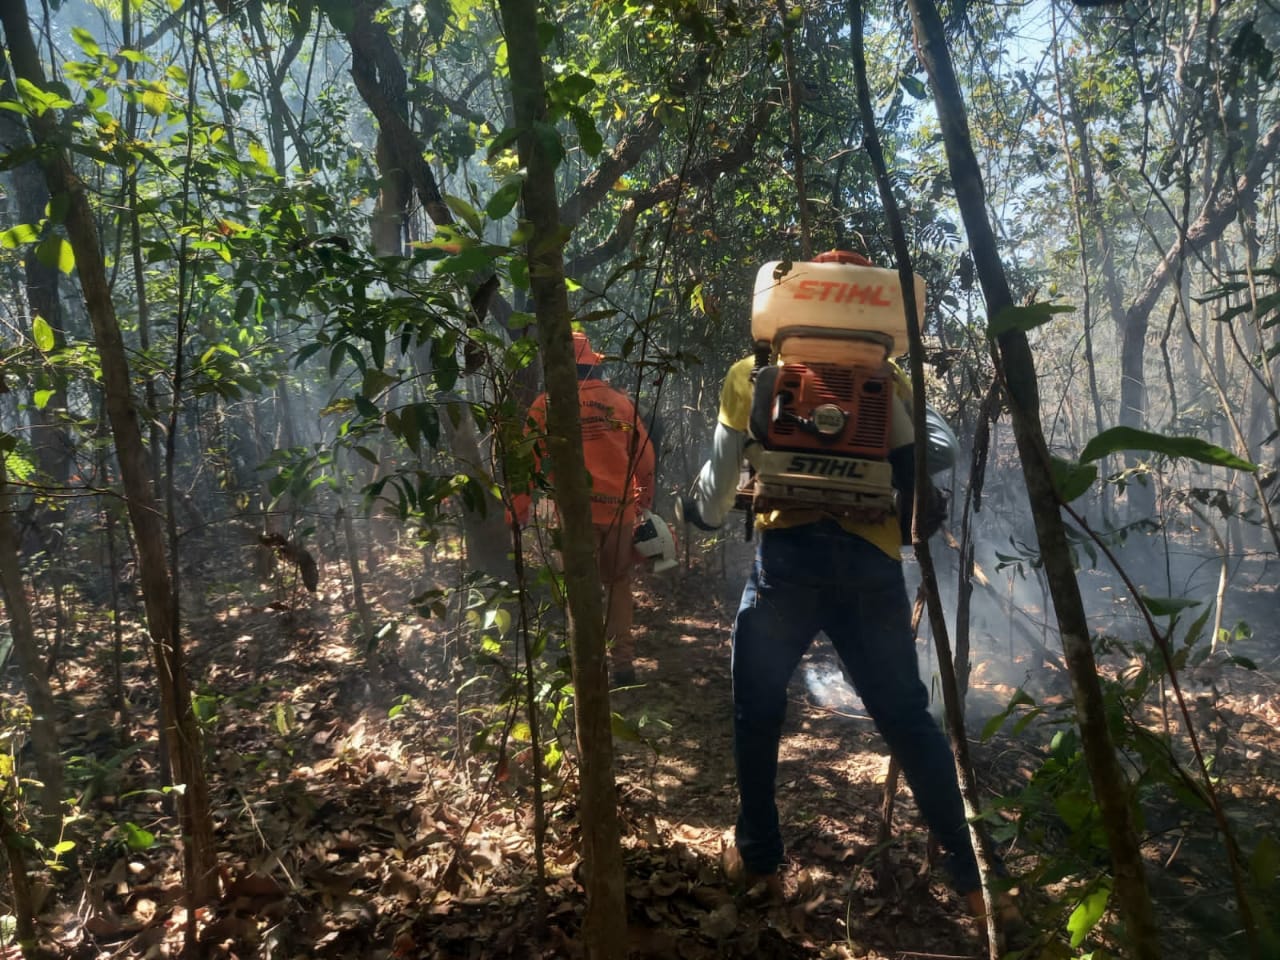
[676,495,720,532]
[920,485,948,539]
[899,484,948,543]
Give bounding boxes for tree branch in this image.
[559,51,716,228]
[566,96,777,276]
[346,0,453,226]
[1124,117,1280,329]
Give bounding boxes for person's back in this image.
[514,331,655,684]
[683,252,1017,927]
[574,376,655,528]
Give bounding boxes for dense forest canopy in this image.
[0,0,1277,956]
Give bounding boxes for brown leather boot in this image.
[721,845,784,902]
[965,888,1022,922]
[966,888,1031,947]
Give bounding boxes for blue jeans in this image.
[731,520,981,894]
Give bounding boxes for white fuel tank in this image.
[751,254,925,365]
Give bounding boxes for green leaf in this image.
[362,368,396,398]
[988,302,1075,337]
[35,236,75,274]
[329,343,348,380]
[344,341,367,374]
[555,71,596,102]
[444,194,483,235]
[1066,884,1110,947]
[397,406,421,455]
[1050,456,1097,503]
[532,120,564,165]
[233,287,256,322]
[228,69,251,91]
[273,702,293,735]
[509,255,529,289]
[1139,595,1201,617]
[611,712,643,740]
[192,693,219,723]
[294,341,325,368]
[71,26,101,57]
[418,402,440,448]
[32,314,55,351]
[51,839,76,855]
[432,340,459,391]
[509,219,535,245]
[481,607,511,635]
[570,105,603,157]
[48,193,71,225]
[248,140,273,172]
[1181,603,1214,648]
[33,389,55,410]
[15,77,72,114]
[1203,289,1280,326]
[979,688,1037,740]
[900,74,928,99]
[484,179,522,220]
[141,87,168,117]
[0,223,39,248]
[435,245,495,276]
[121,822,156,851]
[486,125,521,160]
[198,343,239,366]
[1079,426,1256,472]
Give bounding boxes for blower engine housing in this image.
[740,251,923,519]
[747,362,898,518]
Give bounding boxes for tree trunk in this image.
[777,0,811,259]
[0,76,70,491]
[496,0,628,956]
[0,455,65,843]
[1119,118,1280,516]
[349,0,524,583]
[0,804,38,957]
[1054,69,1116,518]
[903,0,1161,955]
[438,398,515,579]
[0,1,218,906]
[953,380,1001,701]
[339,497,374,641]
[849,7,999,954]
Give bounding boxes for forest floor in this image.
[11,529,1280,960]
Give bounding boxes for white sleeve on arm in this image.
[692,422,745,529]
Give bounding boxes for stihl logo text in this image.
[785,455,870,477]
[791,280,892,306]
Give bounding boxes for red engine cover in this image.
[753,363,893,458]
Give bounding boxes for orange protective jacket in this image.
[513,377,656,529]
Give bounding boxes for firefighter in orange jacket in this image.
[512,332,656,684]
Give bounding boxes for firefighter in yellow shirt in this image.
[681,254,1006,922]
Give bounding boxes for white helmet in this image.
[633,510,678,573]
[924,406,960,475]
